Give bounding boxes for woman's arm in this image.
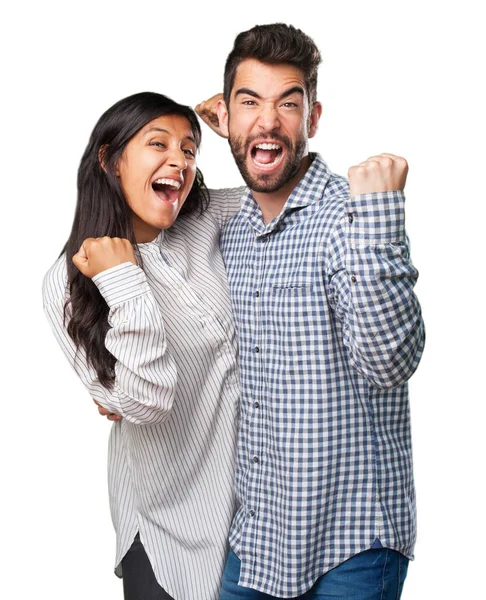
[43,257,177,426]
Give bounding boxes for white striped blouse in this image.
[42,188,244,600]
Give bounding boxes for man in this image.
[196,23,424,600]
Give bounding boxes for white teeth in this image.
[153,178,181,190]
[255,143,281,150]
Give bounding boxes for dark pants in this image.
[121,534,174,600]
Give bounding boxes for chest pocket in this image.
[268,278,314,331]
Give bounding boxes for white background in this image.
[1,1,484,598]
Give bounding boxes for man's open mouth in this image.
[152,178,182,204]
[250,143,284,168]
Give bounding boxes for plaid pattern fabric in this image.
[220,153,425,598]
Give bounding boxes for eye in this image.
[183,148,196,158]
[242,100,257,106]
[149,141,166,149]
[282,102,298,108]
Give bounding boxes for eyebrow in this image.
[143,127,197,144]
[234,86,305,101]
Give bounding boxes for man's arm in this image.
[327,154,425,388]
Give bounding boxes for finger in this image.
[371,154,408,176]
[364,155,395,166]
[358,159,381,170]
[377,153,400,160]
[72,244,89,270]
[94,400,111,416]
[107,414,122,422]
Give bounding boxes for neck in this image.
[133,214,161,243]
[252,155,311,223]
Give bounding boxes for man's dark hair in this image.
[223,23,322,106]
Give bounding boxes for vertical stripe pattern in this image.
[43,187,244,600]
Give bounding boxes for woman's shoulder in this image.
[42,255,68,307]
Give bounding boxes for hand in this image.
[195,94,228,138]
[72,237,136,279]
[93,399,122,422]
[348,153,408,197]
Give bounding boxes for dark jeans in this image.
[121,534,174,600]
[220,548,409,600]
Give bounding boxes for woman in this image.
[42,92,243,600]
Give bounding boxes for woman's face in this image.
[117,114,198,242]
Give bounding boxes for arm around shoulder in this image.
[207,186,246,229]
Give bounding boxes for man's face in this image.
[222,59,319,193]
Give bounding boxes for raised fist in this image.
[72,237,136,279]
[348,153,408,197]
[195,93,228,138]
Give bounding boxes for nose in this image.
[257,104,281,132]
[167,147,188,171]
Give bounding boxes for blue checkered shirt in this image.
[220,153,425,598]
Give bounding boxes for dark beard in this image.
[228,132,307,193]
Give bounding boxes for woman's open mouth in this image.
[152,178,182,204]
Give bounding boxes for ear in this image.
[308,102,322,139]
[216,99,230,138]
[98,144,109,173]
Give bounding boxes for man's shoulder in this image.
[323,170,349,203]
[307,170,349,227]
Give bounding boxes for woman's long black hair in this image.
[63,92,209,387]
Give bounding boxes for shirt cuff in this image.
[346,190,406,245]
[92,262,150,308]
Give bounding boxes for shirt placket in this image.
[152,244,237,382]
[240,230,269,583]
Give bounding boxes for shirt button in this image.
[255,291,260,297]
[249,510,255,517]
[252,456,259,463]
[348,213,354,223]
[351,276,357,283]
[253,401,260,409]
[254,346,260,353]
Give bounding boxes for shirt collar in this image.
[239,153,332,234]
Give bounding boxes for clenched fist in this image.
[348,153,408,197]
[195,93,228,138]
[72,237,136,279]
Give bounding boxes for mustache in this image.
[246,132,292,150]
